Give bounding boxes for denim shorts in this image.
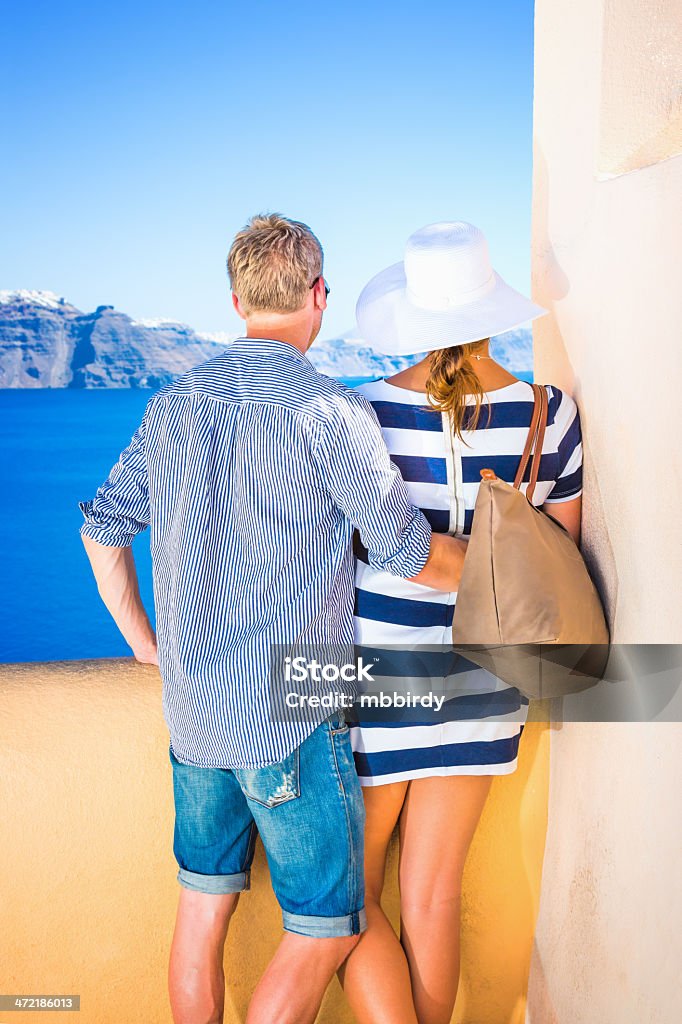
[168,710,366,938]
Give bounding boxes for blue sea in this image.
[1,373,532,663]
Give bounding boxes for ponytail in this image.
[425,340,491,442]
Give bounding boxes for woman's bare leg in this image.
[338,781,419,1024]
[398,776,494,1024]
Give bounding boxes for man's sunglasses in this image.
[310,275,330,298]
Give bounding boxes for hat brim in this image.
[355,261,548,356]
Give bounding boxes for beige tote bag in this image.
[451,383,610,699]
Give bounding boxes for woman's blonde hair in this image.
[425,339,492,442]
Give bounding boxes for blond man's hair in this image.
[227,213,324,315]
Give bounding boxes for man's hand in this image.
[81,535,158,665]
[408,532,469,593]
[133,639,159,666]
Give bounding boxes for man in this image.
[79,213,467,1024]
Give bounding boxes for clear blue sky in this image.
[1,1,535,339]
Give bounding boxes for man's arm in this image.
[79,410,157,663]
[81,537,158,664]
[315,391,466,593]
[409,532,468,592]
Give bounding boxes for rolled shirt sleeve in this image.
[313,390,432,578]
[79,411,151,547]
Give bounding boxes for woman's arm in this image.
[542,495,582,546]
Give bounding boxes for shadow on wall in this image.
[0,659,550,1024]
[531,143,619,630]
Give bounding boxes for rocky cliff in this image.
[0,290,532,386]
[0,291,230,388]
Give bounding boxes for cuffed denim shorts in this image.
[168,710,366,938]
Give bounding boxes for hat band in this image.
[406,271,496,312]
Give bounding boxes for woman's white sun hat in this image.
[355,221,548,356]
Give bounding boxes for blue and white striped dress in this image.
[351,377,583,786]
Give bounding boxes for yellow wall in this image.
[1,659,550,1023]
[528,1,682,1021]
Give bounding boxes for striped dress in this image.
[351,377,583,786]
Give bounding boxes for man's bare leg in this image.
[169,889,240,1024]
[246,932,359,1024]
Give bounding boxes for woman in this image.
[338,222,583,1024]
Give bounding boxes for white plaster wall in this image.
[527,0,682,1021]
[598,0,682,177]
[532,0,682,643]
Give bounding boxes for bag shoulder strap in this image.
[527,385,548,503]
[513,383,548,503]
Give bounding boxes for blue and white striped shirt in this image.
[79,338,432,768]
